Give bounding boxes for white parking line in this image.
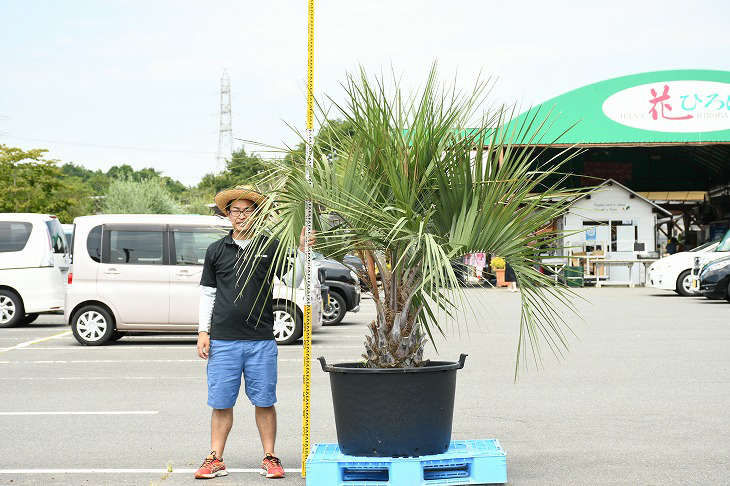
[0,359,201,364]
[0,411,159,416]
[0,375,309,380]
[0,358,353,364]
[0,330,72,354]
[14,346,194,350]
[0,328,67,332]
[10,344,364,350]
[0,468,302,474]
[310,335,368,338]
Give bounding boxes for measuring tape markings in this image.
[302,0,315,478]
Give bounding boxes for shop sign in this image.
[591,201,630,212]
[602,81,730,132]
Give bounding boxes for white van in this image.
[65,214,322,345]
[0,213,69,327]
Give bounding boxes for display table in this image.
[592,259,658,287]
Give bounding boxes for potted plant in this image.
[491,256,507,287]
[248,65,583,457]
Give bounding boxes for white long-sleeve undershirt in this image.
[198,242,307,333]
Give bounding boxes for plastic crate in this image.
[562,265,584,287]
[306,439,506,485]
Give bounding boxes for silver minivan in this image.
[65,214,322,345]
[0,213,69,327]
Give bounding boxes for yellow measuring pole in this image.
[302,0,315,478]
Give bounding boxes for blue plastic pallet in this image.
[306,439,507,486]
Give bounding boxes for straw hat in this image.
[214,185,270,215]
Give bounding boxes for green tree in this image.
[106,164,137,180]
[106,164,188,196]
[195,146,272,196]
[283,118,355,165]
[196,171,236,194]
[228,147,270,180]
[101,177,181,214]
[61,163,110,194]
[0,145,92,222]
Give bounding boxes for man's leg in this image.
[212,408,234,458]
[206,340,245,458]
[255,405,277,454]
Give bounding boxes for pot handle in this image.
[457,353,468,369]
[317,356,331,372]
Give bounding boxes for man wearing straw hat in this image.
[194,185,314,480]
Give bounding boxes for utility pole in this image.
[217,69,233,173]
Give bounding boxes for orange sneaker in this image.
[194,451,227,479]
[261,453,285,479]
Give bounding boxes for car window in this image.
[107,230,164,265]
[716,230,730,252]
[0,221,32,252]
[173,228,224,265]
[45,219,67,254]
[87,225,102,262]
[690,240,718,252]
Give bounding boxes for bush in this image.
[182,195,215,215]
[102,177,181,214]
[491,256,506,269]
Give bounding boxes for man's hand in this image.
[197,332,210,360]
[299,226,316,252]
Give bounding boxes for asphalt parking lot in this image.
[0,287,728,485]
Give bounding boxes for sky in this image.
[1,0,728,187]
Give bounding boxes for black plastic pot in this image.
[318,354,467,457]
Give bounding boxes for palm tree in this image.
[250,65,586,375]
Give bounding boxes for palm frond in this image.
[244,63,589,376]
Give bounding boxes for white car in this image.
[0,213,69,327]
[647,240,720,296]
[65,214,322,345]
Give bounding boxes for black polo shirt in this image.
[201,231,285,341]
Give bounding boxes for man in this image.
[194,186,313,480]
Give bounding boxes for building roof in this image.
[636,191,707,204]
[571,179,672,216]
[500,70,730,146]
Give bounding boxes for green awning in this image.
[502,70,730,146]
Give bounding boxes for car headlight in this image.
[706,260,730,272]
[349,270,359,283]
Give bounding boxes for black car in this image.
[698,255,730,301]
[313,253,361,325]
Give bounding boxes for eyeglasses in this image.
[228,207,256,217]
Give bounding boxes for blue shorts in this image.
[207,339,278,409]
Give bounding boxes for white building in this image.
[559,179,671,285]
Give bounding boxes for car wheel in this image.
[272,303,302,345]
[17,313,40,326]
[726,281,730,302]
[675,270,695,296]
[0,290,25,328]
[322,292,347,326]
[72,305,115,346]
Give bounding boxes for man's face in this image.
[228,199,257,235]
